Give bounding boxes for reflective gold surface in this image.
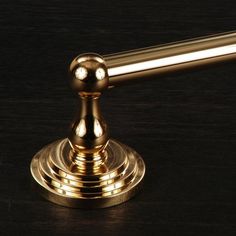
[105,31,236,86]
[31,139,145,208]
[31,32,236,208]
[31,53,145,208]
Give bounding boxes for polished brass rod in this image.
[104,32,236,86]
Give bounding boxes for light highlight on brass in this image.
[31,139,145,208]
[31,31,236,208]
[105,31,236,86]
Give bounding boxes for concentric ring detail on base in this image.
[30,138,145,208]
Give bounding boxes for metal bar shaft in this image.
[104,32,236,87]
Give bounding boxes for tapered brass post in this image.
[68,54,109,174]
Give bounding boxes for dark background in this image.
[1,0,236,235]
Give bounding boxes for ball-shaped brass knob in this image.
[69,53,109,93]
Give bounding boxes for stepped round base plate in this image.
[30,139,145,208]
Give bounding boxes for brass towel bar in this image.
[106,31,236,86]
[31,31,236,208]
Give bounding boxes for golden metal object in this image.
[31,32,236,208]
[31,53,145,208]
[105,31,236,86]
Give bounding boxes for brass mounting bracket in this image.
[31,32,236,208]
